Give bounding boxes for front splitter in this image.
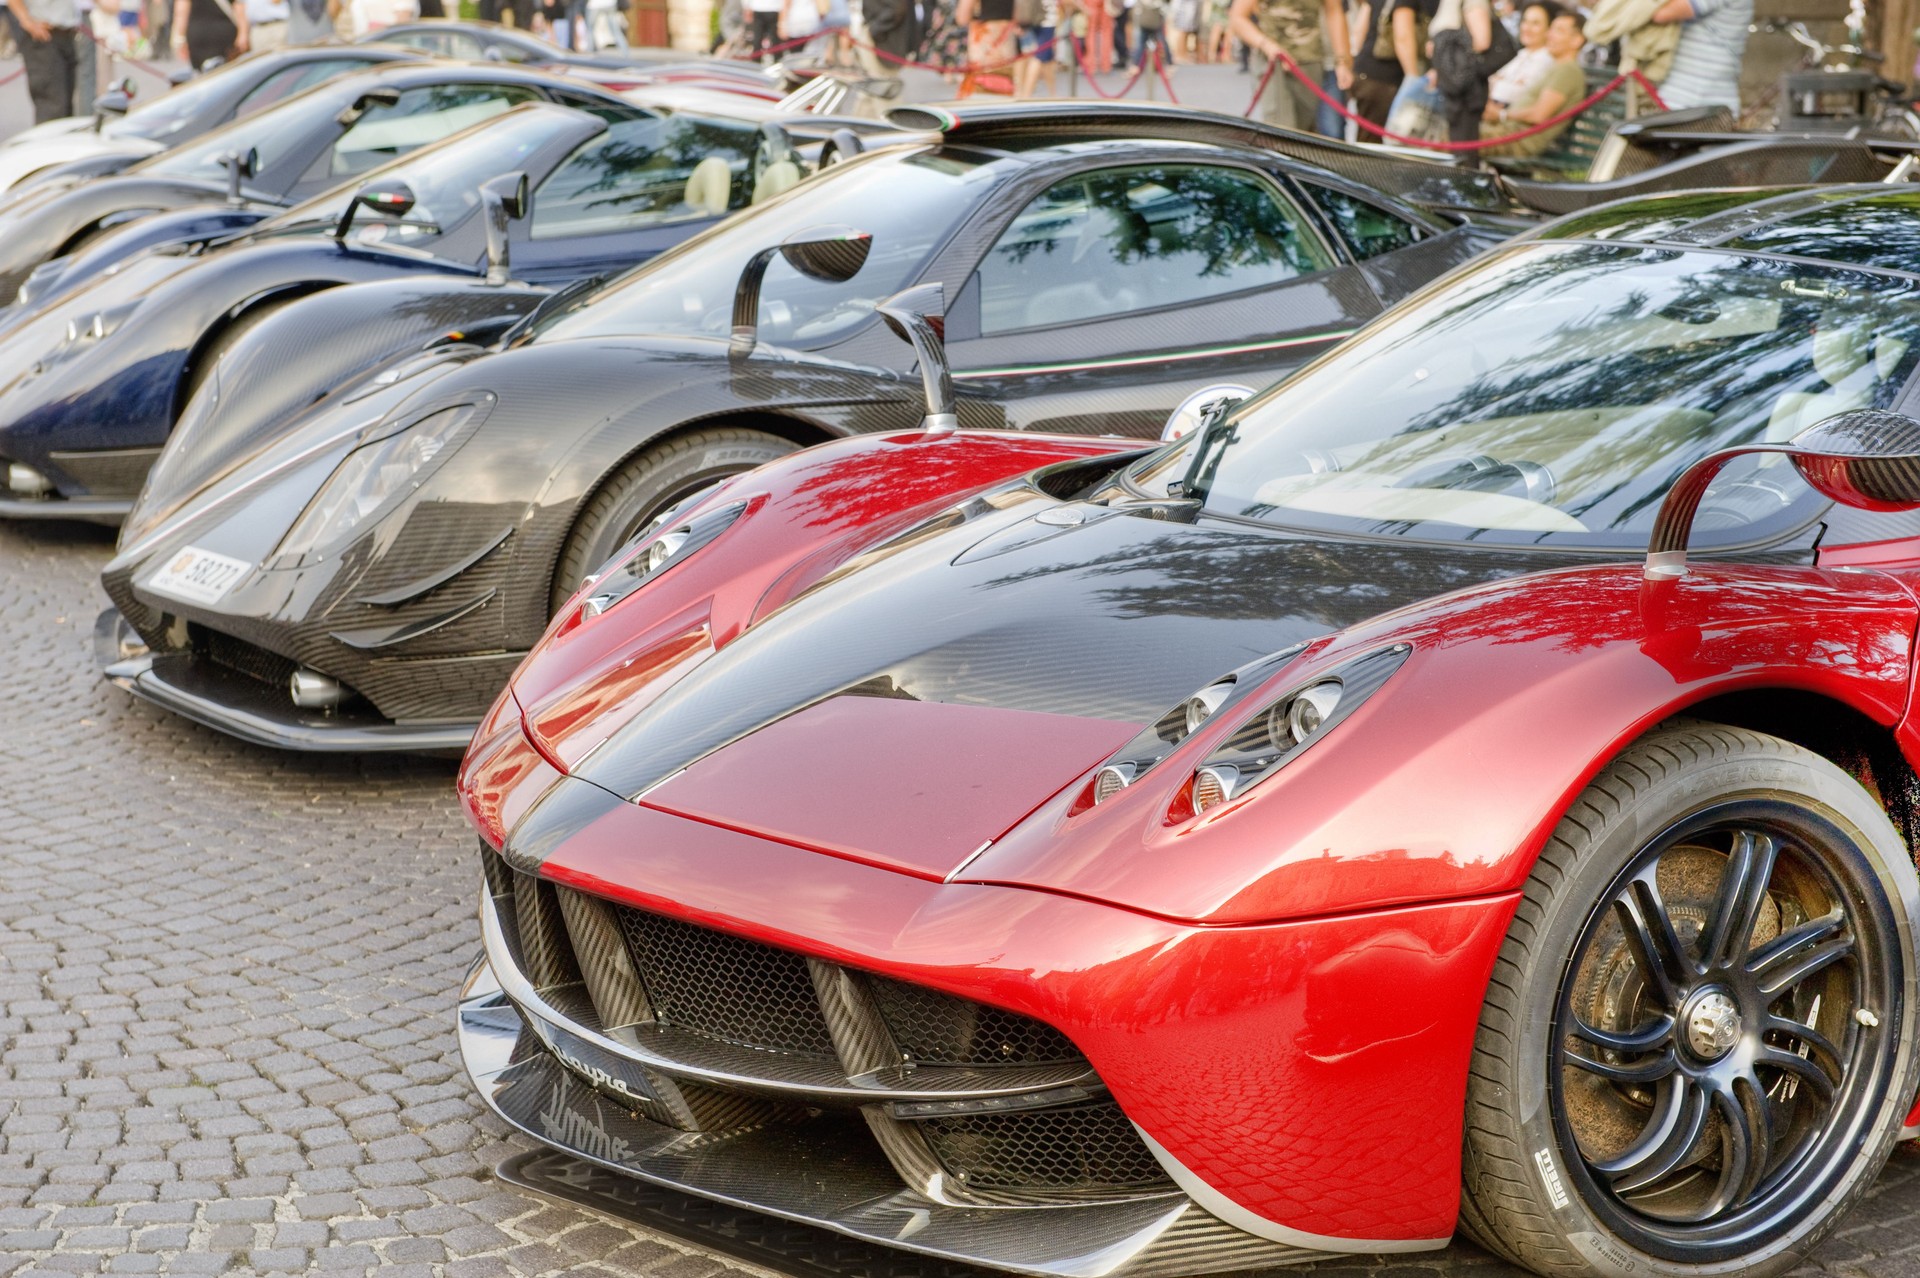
[457,957,1327,1278]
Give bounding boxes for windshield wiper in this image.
[502,272,608,348]
[1166,396,1240,501]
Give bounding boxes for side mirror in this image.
[1647,409,1920,580]
[728,225,872,359]
[876,282,955,436]
[336,85,402,126]
[480,170,529,286]
[334,178,417,239]
[221,146,259,206]
[91,78,135,131]
[1162,384,1254,441]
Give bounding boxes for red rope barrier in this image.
[730,21,1062,75]
[1068,34,1148,98]
[0,65,22,87]
[1150,41,1177,102]
[1246,44,1666,152]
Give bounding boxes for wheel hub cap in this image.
[1683,988,1742,1060]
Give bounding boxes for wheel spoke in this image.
[1703,1076,1774,1215]
[1702,829,1779,969]
[1757,1043,1837,1103]
[1571,1013,1674,1055]
[1565,1046,1679,1085]
[1763,1013,1844,1073]
[1595,1074,1711,1192]
[1615,871,1694,1006]
[1748,914,1854,997]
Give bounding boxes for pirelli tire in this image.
[1460,721,1920,1278]
[549,426,797,613]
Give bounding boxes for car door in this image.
[279,82,543,201]
[511,111,763,284]
[940,161,1382,438]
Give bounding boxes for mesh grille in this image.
[615,907,836,1058]
[868,976,1081,1067]
[918,1102,1168,1191]
[195,626,298,689]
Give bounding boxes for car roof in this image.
[311,57,622,98]
[1531,184,1920,282]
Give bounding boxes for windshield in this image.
[142,79,349,182]
[106,58,256,141]
[530,148,996,348]
[257,104,594,251]
[1152,243,1920,551]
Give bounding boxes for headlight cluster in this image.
[578,498,749,620]
[1087,643,1410,819]
[273,399,487,563]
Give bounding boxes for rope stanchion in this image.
[1245,44,1666,153]
[1067,34,1148,99]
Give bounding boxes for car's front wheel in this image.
[549,426,797,613]
[1461,721,1920,1277]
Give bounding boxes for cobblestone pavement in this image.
[5,518,1920,1278]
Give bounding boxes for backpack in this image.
[1473,7,1516,81]
[1135,0,1165,31]
[1372,0,1428,67]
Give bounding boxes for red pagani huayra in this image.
[457,200,1920,1278]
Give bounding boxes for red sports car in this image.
[457,188,1920,1277]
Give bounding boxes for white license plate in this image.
[146,546,251,606]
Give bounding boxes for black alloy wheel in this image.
[1461,722,1919,1278]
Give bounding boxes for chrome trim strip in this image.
[1132,1127,1448,1255]
[951,331,1353,380]
[480,886,1099,1103]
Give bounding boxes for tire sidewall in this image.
[1499,745,1920,1278]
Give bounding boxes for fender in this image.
[503,429,1143,769]
[0,174,236,298]
[16,203,275,313]
[160,274,546,509]
[965,559,1920,924]
[0,239,464,485]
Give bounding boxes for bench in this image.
[1486,67,1629,180]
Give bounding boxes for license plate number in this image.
[146,546,251,606]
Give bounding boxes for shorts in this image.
[1019,23,1054,60]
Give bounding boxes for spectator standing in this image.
[73,0,96,115]
[1077,0,1113,72]
[1110,0,1129,68]
[1350,0,1427,126]
[5,0,82,123]
[1229,0,1352,131]
[1646,0,1744,109]
[1383,0,1492,138]
[245,0,288,50]
[1134,0,1169,67]
[1480,6,1582,153]
[1171,0,1200,60]
[1584,0,1676,107]
[1013,0,1058,94]
[956,0,1017,89]
[285,0,334,42]
[861,0,920,74]
[745,0,781,57]
[171,0,243,65]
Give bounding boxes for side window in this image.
[330,84,537,178]
[531,114,759,239]
[972,165,1333,336]
[234,59,377,117]
[1304,184,1425,261]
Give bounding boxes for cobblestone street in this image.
[5,519,1920,1278]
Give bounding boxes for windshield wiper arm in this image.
[1166,396,1241,501]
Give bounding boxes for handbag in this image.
[1013,0,1044,28]
[1373,0,1427,68]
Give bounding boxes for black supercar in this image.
[97,101,1513,751]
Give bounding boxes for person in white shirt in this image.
[746,0,781,56]
[1485,0,1550,109]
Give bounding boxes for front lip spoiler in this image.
[0,494,131,525]
[457,956,1326,1278]
[96,614,475,753]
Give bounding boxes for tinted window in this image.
[1724,193,1920,275]
[532,149,995,348]
[233,58,373,116]
[330,84,538,178]
[107,55,267,140]
[385,30,485,57]
[147,84,349,180]
[1304,184,1422,260]
[531,114,757,239]
[973,165,1331,336]
[1148,243,1920,550]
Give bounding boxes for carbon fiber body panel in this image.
[95,130,1501,744]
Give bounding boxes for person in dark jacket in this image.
[864,0,922,72]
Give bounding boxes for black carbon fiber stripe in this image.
[555,888,653,1032]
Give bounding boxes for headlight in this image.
[578,498,748,620]
[1185,645,1410,815]
[272,400,485,563]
